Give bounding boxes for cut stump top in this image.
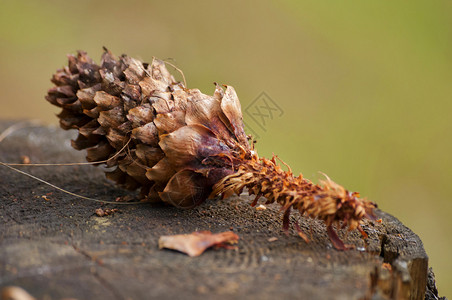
[0,121,430,300]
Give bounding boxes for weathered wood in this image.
[0,121,438,299]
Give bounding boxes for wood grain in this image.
[0,122,434,300]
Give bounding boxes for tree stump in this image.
[0,121,443,300]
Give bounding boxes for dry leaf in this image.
[158,231,239,257]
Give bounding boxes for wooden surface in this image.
[0,121,439,300]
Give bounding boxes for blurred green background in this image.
[1,0,450,296]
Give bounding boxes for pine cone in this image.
[46,48,376,250]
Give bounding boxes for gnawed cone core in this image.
[46,49,376,250]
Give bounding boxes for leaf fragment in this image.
[158,231,239,257]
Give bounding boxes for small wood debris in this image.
[268,237,278,242]
[0,286,36,300]
[95,208,119,217]
[115,195,135,202]
[256,204,267,211]
[158,231,239,257]
[382,262,392,271]
[21,155,31,164]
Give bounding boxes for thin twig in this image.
[0,122,143,205]
[163,59,187,88]
[0,162,144,205]
[0,120,43,143]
